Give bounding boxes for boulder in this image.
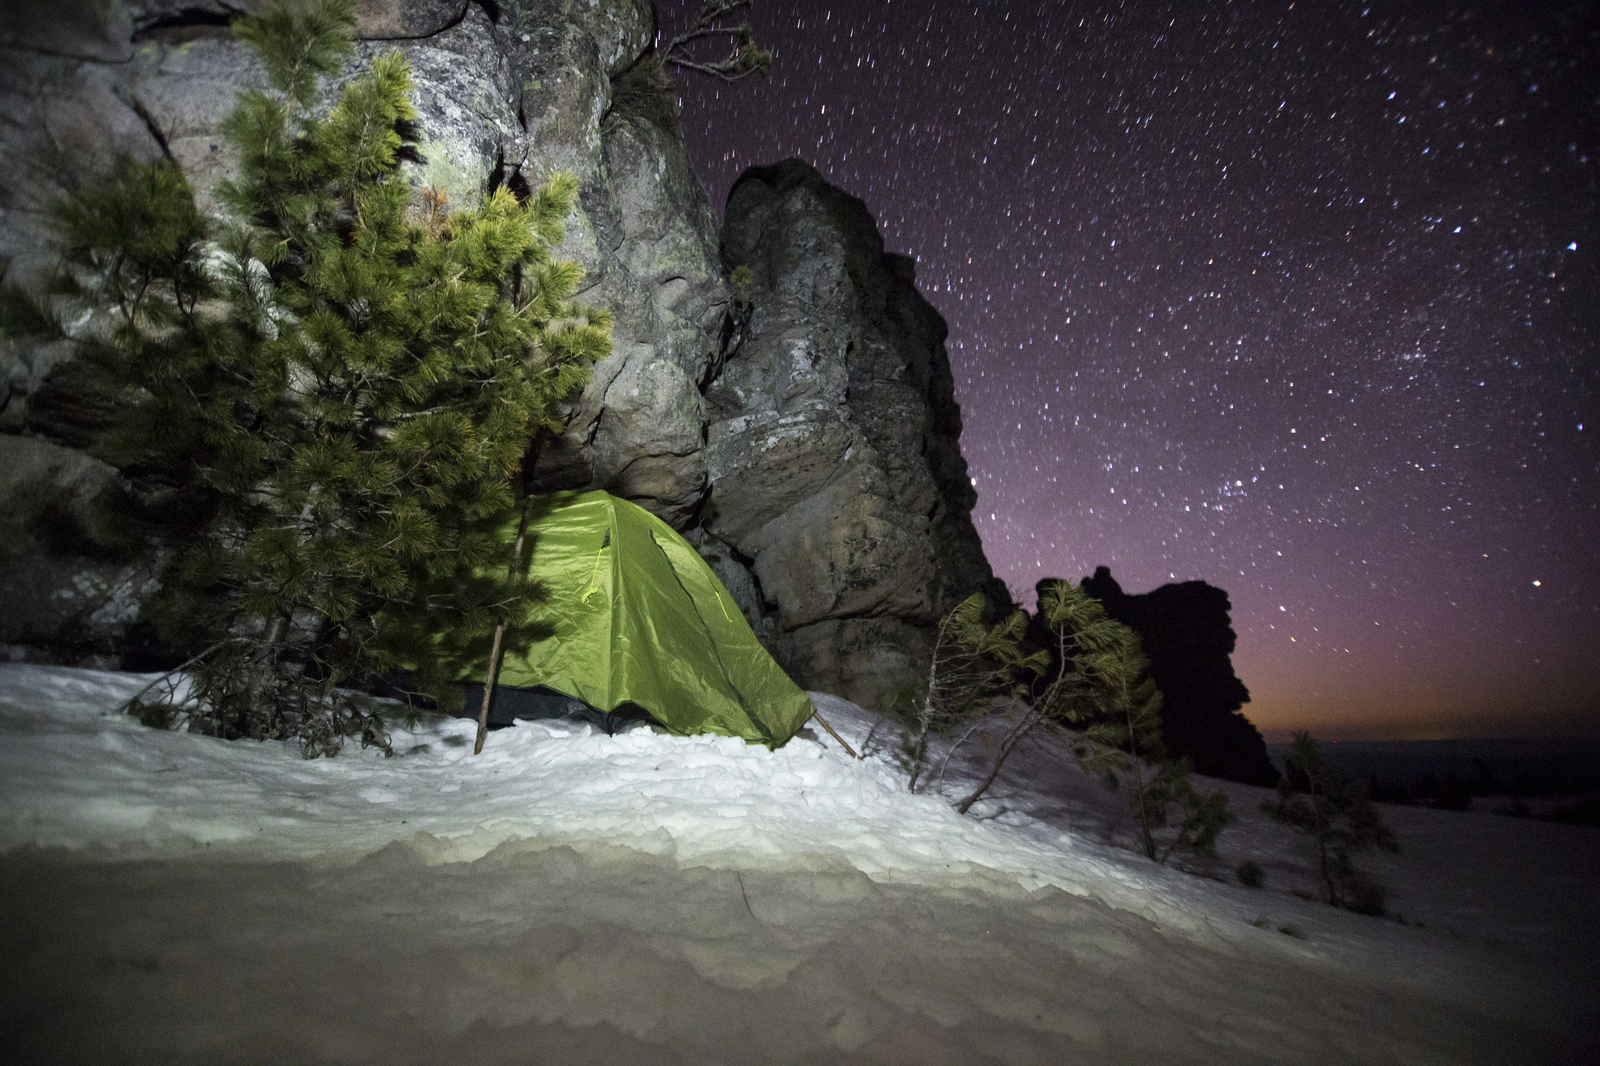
[530,49,728,525]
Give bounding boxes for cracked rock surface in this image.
[706,159,1006,707]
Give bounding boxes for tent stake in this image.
[810,709,858,758]
[475,494,535,755]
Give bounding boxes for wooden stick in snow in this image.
[475,494,535,756]
[810,708,858,758]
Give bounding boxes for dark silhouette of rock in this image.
[1079,567,1279,786]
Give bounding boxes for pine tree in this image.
[1023,581,1233,861]
[1262,730,1399,911]
[900,594,1043,800]
[5,0,609,754]
[1142,757,1235,864]
[939,583,1122,816]
[1032,581,1163,856]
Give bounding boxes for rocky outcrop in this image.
[0,434,166,659]
[0,5,1004,708]
[1081,567,1278,787]
[0,0,727,654]
[532,50,727,524]
[702,160,1006,707]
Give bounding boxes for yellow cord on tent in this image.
[580,528,612,604]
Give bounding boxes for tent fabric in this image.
[491,490,815,747]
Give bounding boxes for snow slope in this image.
[1,664,1594,1064]
[0,666,1205,932]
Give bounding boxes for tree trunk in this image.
[243,614,288,726]
[474,437,550,756]
[907,727,929,793]
[956,702,1042,814]
[1127,700,1156,860]
[906,645,942,792]
[1311,783,1338,905]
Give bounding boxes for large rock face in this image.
[704,160,1006,707]
[0,5,1004,706]
[0,0,724,649]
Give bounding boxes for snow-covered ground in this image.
[1,664,1595,1064]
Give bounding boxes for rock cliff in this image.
[703,159,1005,706]
[0,1,1003,706]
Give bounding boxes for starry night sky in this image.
[658,0,1598,741]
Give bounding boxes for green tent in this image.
[483,490,814,747]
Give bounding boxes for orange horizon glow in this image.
[1245,684,1600,743]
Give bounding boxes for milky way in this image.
[660,1,1598,739]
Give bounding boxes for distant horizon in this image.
[1240,665,1599,743]
[1257,716,1600,746]
[995,571,1597,747]
[1262,733,1600,747]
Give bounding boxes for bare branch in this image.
[662,1,772,83]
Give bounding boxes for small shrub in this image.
[1235,859,1264,888]
[128,698,177,730]
[1343,870,1387,916]
[1263,730,1399,908]
[1250,916,1271,929]
[1277,923,1307,939]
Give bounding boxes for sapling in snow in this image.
[1030,581,1233,860]
[1262,730,1399,912]
[901,594,1044,794]
[935,580,1233,862]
